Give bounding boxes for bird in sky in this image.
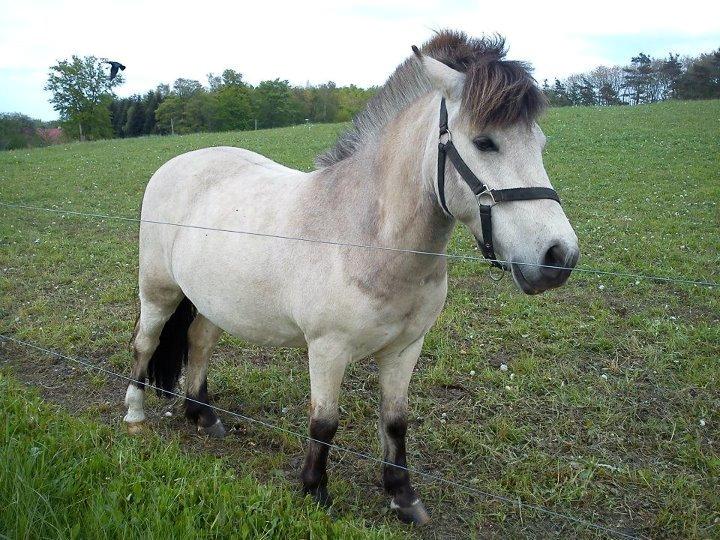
[104,60,126,80]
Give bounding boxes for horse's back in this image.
[140,145,305,246]
[143,146,299,215]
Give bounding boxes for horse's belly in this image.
[174,247,307,348]
[200,302,306,348]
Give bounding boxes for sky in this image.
[1,0,718,120]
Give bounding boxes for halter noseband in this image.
[436,97,561,269]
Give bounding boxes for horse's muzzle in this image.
[511,243,579,294]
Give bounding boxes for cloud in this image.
[1,0,718,119]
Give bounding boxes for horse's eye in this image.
[473,136,498,152]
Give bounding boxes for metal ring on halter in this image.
[476,187,496,206]
[440,128,452,144]
[488,264,505,281]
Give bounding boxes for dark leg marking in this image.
[185,380,222,434]
[383,417,417,505]
[383,415,430,525]
[300,417,339,506]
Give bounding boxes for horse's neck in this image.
[346,94,452,254]
[304,94,453,291]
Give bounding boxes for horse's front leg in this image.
[300,338,351,506]
[377,336,430,525]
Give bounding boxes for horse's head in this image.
[415,36,579,294]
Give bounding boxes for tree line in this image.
[543,49,720,106]
[108,70,375,138]
[2,46,719,150]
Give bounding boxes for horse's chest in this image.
[347,277,447,357]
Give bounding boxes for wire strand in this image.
[0,333,640,539]
[0,201,716,289]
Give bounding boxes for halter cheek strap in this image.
[436,98,561,268]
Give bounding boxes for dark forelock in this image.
[423,30,546,129]
[316,30,545,168]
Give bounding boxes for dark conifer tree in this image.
[658,53,683,99]
[598,83,622,105]
[143,91,160,134]
[578,78,597,106]
[125,99,146,137]
[675,50,720,99]
[623,53,654,104]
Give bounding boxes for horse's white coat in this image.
[124,52,579,512]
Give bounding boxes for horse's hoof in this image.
[391,498,431,525]
[313,489,332,508]
[125,421,145,435]
[198,419,226,438]
[304,486,332,508]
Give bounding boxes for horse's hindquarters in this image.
[139,146,310,347]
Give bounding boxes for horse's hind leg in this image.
[184,314,224,437]
[124,287,184,432]
[376,336,430,525]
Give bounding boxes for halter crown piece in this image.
[436,98,561,269]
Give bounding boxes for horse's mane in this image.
[316,30,545,168]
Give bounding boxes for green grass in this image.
[0,373,396,539]
[1,101,719,539]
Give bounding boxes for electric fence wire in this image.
[0,201,716,288]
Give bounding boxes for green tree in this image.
[290,86,314,123]
[566,76,583,105]
[311,82,340,122]
[657,54,683,99]
[578,78,597,106]
[216,85,253,131]
[0,113,44,150]
[221,69,245,87]
[207,73,223,91]
[155,95,186,134]
[598,83,622,105]
[336,85,376,121]
[124,99,146,137]
[587,66,625,105]
[545,79,572,106]
[141,91,160,134]
[253,79,298,128]
[172,78,204,98]
[185,92,219,132]
[109,98,129,137]
[44,55,122,140]
[212,70,254,131]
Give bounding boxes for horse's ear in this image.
[412,46,465,101]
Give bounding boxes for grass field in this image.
[1,100,718,539]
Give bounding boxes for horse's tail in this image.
[147,296,197,397]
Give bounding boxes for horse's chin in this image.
[510,263,544,295]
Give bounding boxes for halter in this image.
[436,98,561,269]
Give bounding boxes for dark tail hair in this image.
[147,296,197,397]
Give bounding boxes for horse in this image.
[123,30,580,525]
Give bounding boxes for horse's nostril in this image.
[543,245,564,272]
[540,244,575,281]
